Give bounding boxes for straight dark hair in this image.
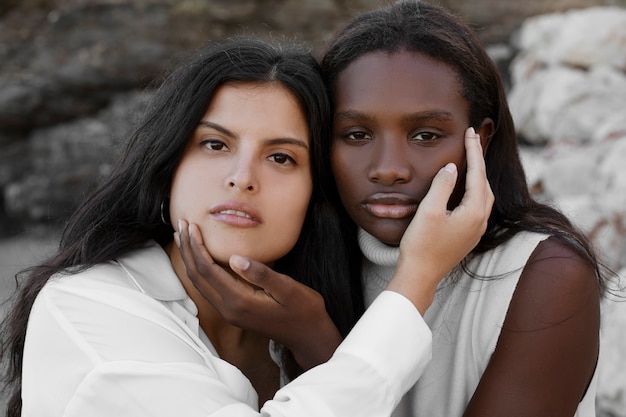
[0,37,363,417]
[321,0,613,292]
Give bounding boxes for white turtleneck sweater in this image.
[358,228,598,417]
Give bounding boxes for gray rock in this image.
[515,7,626,70]
[509,65,626,144]
[2,90,150,223]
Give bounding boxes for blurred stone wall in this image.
[0,0,620,236]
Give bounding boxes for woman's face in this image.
[331,51,471,246]
[169,82,312,266]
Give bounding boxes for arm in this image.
[23,269,429,417]
[179,127,492,367]
[463,237,600,416]
[178,220,343,371]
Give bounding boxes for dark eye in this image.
[269,153,295,165]
[412,131,439,142]
[346,131,372,142]
[202,140,227,151]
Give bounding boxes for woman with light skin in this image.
[0,37,492,417]
[181,2,613,416]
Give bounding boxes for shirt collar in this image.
[115,241,188,301]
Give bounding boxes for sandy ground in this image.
[0,229,60,414]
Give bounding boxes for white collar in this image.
[115,241,188,302]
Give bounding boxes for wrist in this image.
[387,255,441,314]
[291,320,342,370]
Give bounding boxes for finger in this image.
[418,162,458,215]
[180,221,234,305]
[177,220,217,301]
[177,219,202,280]
[229,255,300,307]
[460,127,493,213]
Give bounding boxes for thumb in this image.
[229,255,294,303]
[420,162,458,211]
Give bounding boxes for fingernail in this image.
[177,219,183,232]
[468,127,476,135]
[173,232,180,248]
[443,162,457,174]
[231,255,250,271]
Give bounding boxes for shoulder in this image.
[44,261,128,294]
[468,231,550,277]
[465,236,601,414]
[44,241,169,295]
[507,236,600,331]
[44,261,135,298]
[29,244,200,360]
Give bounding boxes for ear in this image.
[476,118,494,155]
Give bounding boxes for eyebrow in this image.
[334,109,454,124]
[198,120,309,149]
[198,120,233,136]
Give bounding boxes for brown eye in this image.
[346,131,372,142]
[412,132,439,142]
[202,140,227,151]
[269,153,295,165]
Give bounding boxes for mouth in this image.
[210,202,262,227]
[362,193,419,219]
[217,209,252,219]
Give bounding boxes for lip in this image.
[210,201,262,227]
[362,193,419,219]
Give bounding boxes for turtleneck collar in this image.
[358,228,400,267]
[358,228,400,306]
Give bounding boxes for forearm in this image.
[290,316,343,371]
[267,291,432,416]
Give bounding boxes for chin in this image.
[204,250,231,268]
[201,240,236,266]
[364,227,403,247]
[378,238,401,247]
[205,243,286,267]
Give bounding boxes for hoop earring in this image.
[160,199,170,225]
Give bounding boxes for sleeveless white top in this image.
[360,229,598,417]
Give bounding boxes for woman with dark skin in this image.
[181,2,612,416]
[0,37,492,416]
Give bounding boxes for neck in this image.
[165,241,280,405]
[165,241,248,347]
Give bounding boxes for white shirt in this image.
[22,241,432,417]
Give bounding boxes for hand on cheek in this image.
[387,127,494,313]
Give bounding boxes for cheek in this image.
[279,183,311,233]
[168,163,210,230]
[168,176,186,229]
[426,142,466,170]
[407,144,466,208]
[259,176,313,260]
[443,150,468,209]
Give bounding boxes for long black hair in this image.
[321,1,612,292]
[0,37,364,417]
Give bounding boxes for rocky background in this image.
[0,0,625,415]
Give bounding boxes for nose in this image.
[226,155,258,192]
[368,138,412,185]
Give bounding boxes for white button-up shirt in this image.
[22,241,431,417]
